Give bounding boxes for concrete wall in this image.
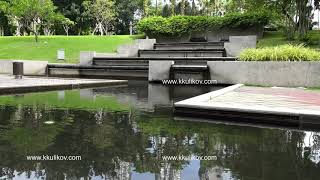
[0,60,48,76]
[208,61,320,88]
[205,26,263,42]
[80,51,96,65]
[148,61,173,81]
[151,26,263,43]
[135,39,156,50]
[224,36,257,57]
[0,60,13,74]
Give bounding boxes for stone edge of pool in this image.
[0,76,128,95]
[174,84,320,128]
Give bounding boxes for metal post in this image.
[13,62,24,79]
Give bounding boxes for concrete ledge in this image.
[208,61,320,88]
[149,61,173,81]
[0,60,48,76]
[0,75,127,95]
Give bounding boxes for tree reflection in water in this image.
[0,87,319,180]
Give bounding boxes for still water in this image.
[0,81,319,180]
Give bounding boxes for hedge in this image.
[239,44,320,61]
[137,12,270,36]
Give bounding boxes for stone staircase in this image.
[48,40,236,80]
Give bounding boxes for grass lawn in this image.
[258,30,320,49]
[0,35,140,64]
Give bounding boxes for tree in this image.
[83,0,116,36]
[3,0,59,42]
[53,0,89,35]
[162,4,172,17]
[142,0,151,17]
[61,17,75,36]
[170,0,176,15]
[114,0,140,34]
[180,0,186,15]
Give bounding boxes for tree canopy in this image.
[0,0,319,41]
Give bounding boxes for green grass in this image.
[258,30,320,49]
[0,35,141,64]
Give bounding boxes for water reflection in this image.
[0,81,319,180]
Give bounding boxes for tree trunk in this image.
[181,0,185,15]
[99,22,103,36]
[35,32,39,42]
[297,0,309,39]
[92,23,99,35]
[0,26,3,36]
[171,0,176,16]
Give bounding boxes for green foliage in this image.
[137,12,270,36]
[239,44,320,61]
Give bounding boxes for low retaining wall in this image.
[205,26,263,42]
[0,60,48,76]
[208,61,320,88]
[224,36,257,57]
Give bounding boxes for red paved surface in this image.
[236,87,320,106]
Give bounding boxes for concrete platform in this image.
[0,75,127,95]
[175,84,320,128]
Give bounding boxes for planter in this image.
[190,31,207,42]
[208,61,320,88]
[145,25,263,43]
[206,26,264,42]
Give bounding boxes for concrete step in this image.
[93,59,149,66]
[139,49,226,58]
[92,57,237,66]
[171,65,208,71]
[170,65,210,81]
[47,64,148,80]
[154,42,224,50]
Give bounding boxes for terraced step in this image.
[154,42,224,50]
[139,49,226,58]
[92,57,237,66]
[170,65,210,81]
[93,59,149,66]
[47,64,148,80]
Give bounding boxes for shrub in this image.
[137,12,270,36]
[239,44,320,61]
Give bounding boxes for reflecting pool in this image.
[0,81,319,180]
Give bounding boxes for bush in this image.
[239,44,320,61]
[137,12,270,36]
